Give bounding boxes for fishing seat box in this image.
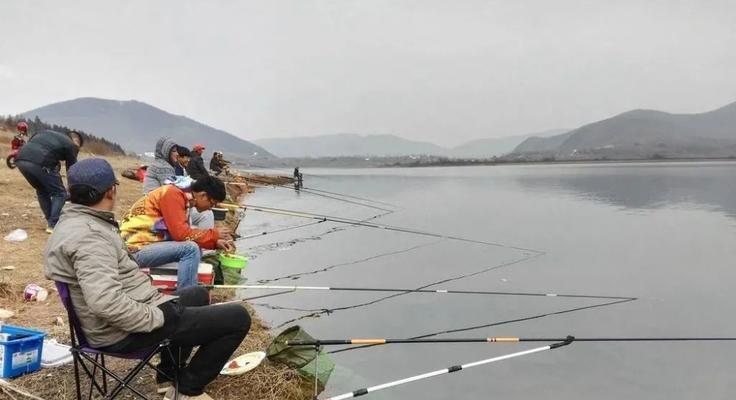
[141,263,214,295]
[0,324,46,378]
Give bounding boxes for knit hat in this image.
[68,158,118,192]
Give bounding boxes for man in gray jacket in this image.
[45,158,250,400]
[143,137,179,194]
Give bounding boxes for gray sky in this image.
[1,0,735,146]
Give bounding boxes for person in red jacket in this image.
[120,175,233,288]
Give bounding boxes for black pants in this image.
[102,287,251,396]
[16,160,67,228]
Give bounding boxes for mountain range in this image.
[22,98,273,159]
[254,130,565,158]
[19,97,736,162]
[511,101,736,159]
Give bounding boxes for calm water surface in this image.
[236,162,736,399]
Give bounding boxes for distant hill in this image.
[510,101,736,160]
[450,129,568,158]
[22,98,273,159]
[254,133,447,157]
[512,131,575,153]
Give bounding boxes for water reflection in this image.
[512,162,736,218]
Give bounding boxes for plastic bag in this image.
[4,229,28,242]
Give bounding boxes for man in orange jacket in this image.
[120,175,234,289]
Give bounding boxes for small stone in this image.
[1,266,15,271]
[0,213,9,217]
[53,316,65,326]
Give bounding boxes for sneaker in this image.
[163,387,214,400]
[157,381,173,394]
[45,228,53,234]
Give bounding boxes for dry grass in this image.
[0,128,313,399]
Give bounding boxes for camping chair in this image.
[55,282,179,400]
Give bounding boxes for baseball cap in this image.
[68,158,119,192]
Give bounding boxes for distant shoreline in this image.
[245,156,736,170]
[385,156,736,168]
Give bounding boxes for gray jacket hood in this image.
[144,137,179,194]
[154,137,178,165]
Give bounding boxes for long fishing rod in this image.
[299,186,397,208]
[205,284,635,301]
[287,335,736,346]
[234,173,395,211]
[322,339,574,400]
[328,297,635,354]
[241,175,397,209]
[293,188,394,212]
[219,203,544,254]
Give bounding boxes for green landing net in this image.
[267,325,335,388]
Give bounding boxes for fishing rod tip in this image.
[550,335,575,349]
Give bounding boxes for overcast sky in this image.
[1,0,735,146]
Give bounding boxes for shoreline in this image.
[247,156,736,171]
[0,129,312,399]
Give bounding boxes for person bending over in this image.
[121,175,234,289]
[45,158,250,400]
[16,129,82,232]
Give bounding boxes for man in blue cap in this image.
[45,158,251,400]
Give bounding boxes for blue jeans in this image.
[133,241,201,289]
[16,160,67,228]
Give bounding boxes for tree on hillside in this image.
[2,115,126,155]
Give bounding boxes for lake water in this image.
[236,162,736,400]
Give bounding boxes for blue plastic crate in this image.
[0,324,46,378]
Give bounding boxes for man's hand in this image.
[216,227,233,240]
[217,239,235,253]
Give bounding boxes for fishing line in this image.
[256,239,443,284]
[256,252,544,327]
[239,220,327,240]
[224,203,546,255]
[242,209,393,255]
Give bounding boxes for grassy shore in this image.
[0,128,313,399]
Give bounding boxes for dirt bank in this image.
[0,129,312,399]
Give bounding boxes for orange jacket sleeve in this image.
[159,187,220,249]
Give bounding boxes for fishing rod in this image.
[245,176,394,212]
[204,284,635,301]
[291,187,394,212]
[322,338,574,400]
[298,186,396,208]
[218,203,544,254]
[240,175,397,209]
[287,335,736,346]
[327,297,635,354]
